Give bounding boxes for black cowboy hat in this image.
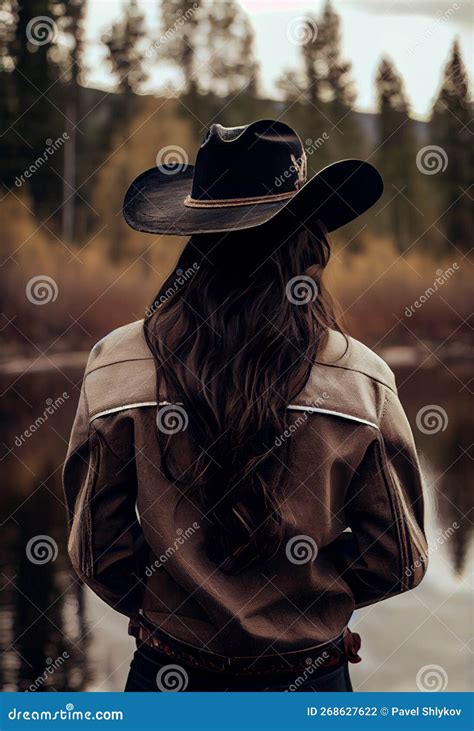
[123,119,383,236]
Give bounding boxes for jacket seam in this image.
[89,401,380,429]
[73,428,99,579]
[373,437,408,592]
[379,387,411,588]
[84,356,154,379]
[91,419,124,462]
[381,390,427,573]
[90,402,158,421]
[84,355,396,394]
[312,360,397,394]
[287,405,379,430]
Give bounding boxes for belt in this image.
[129,614,346,676]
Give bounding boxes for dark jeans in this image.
[125,643,353,692]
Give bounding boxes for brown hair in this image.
[144,217,342,573]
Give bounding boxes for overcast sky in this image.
[84,0,473,119]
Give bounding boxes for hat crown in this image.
[189,120,306,203]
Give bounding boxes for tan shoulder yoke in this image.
[83,320,396,430]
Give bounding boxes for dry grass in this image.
[327,235,472,348]
[1,193,472,357]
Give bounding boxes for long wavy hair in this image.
[144,215,343,574]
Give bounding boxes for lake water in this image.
[1,354,472,692]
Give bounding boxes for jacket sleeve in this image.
[326,385,429,608]
[63,378,147,617]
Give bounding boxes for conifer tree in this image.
[0,0,20,186]
[102,0,148,94]
[10,0,63,215]
[375,56,416,250]
[278,1,355,110]
[204,1,259,97]
[159,0,259,97]
[430,39,472,252]
[159,0,203,95]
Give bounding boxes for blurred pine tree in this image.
[102,0,148,94]
[430,39,473,253]
[375,56,418,252]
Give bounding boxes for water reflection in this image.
[0,358,472,691]
[1,367,90,691]
[396,362,473,574]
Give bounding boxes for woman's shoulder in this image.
[291,330,397,430]
[81,319,155,423]
[316,329,396,392]
[86,319,150,373]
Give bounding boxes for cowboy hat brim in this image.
[122,159,383,236]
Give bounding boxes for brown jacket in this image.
[63,320,428,657]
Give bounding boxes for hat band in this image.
[184,190,295,209]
